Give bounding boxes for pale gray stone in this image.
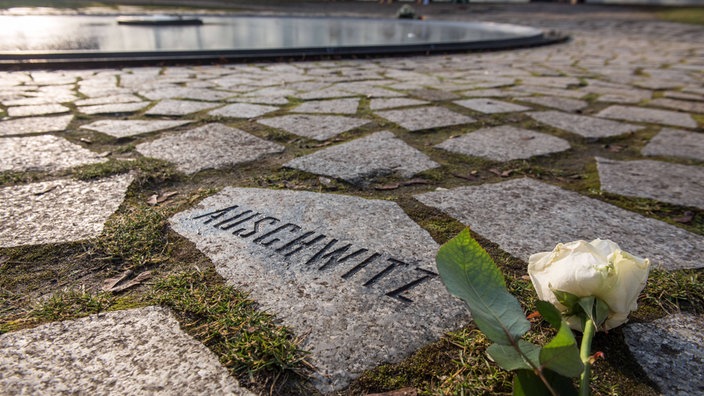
[408,89,460,101]
[170,189,469,391]
[257,114,369,141]
[435,126,570,162]
[0,135,106,172]
[285,131,439,185]
[136,123,284,175]
[376,106,475,131]
[145,99,220,116]
[518,96,588,112]
[369,98,429,110]
[78,102,150,115]
[596,157,704,210]
[0,174,133,247]
[596,105,698,129]
[529,111,642,138]
[647,98,704,114]
[454,98,530,114]
[208,103,278,119]
[81,120,192,138]
[0,307,253,396]
[140,87,232,101]
[292,98,359,115]
[642,128,704,161]
[623,314,704,396]
[74,94,143,106]
[0,115,73,137]
[7,104,70,117]
[415,178,704,270]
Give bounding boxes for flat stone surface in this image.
[454,98,530,114]
[140,87,232,101]
[208,103,279,119]
[136,123,284,175]
[78,102,150,115]
[0,135,106,172]
[80,120,192,138]
[292,98,360,114]
[642,128,704,161]
[596,157,704,210]
[518,96,588,112]
[375,106,475,131]
[0,115,73,137]
[145,99,221,116]
[623,314,704,396]
[597,105,698,129]
[257,114,369,141]
[435,126,570,162]
[0,307,253,396]
[415,178,704,270]
[285,131,439,185]
[369,98,429,110]
[648,98,704,114]
[7,104,70,117]
[408,89,460,101]
[74,94,143,106]
[0,174,133,247]
[529,111,642,139]
[170,188,468,391]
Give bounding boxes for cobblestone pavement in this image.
[0,3,703,395]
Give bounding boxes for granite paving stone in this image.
[375,106,475,131]
[145,99,221,116]
[136,123,284,175]
[208,103,279,119]
[369,98,429,110]
[78,102,151,115]
[529,110,643,139]
[74,94,143,106]
[647,98,704,114]
[0,307,254,396]
[7,104,70,117]
[80,119,192,138]
[415,178,704,270]
[170,188,468,391]
[642,128,704,161]
[408,89,461,101]
[140,87,233,101]
[596,157,704,210]
[454,98,530,114]
[518,96,588,112]
[285,131,439,185]
[0,115,73,137]
[596,105,698,129]
[435,126,570,162]
[1,135,106,172]
[0,173,134,247]
[623,314,704,396]
[291,98,360,114]
[257,114,369,141]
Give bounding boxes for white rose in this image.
[528,239,650,331]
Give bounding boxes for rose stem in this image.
[579,317,595,396]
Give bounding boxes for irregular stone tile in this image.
[407,89,460,101]
[297,88,357,100]
[0,307,253,396]
[208,103,278,119]
[369,98,429,110]
[145,99,220,116]
[623,314,704,396]
[170,188,468,391]
[458,88,528,98]
[0,115,73,137]
[642,128,704,161]
[233,96,289,105]
[285,131,438,185]
[80,120,192,138]
[74,94,143,106]
[435,126,570,162]
[454,98,530,114]
[376,106,475,131]
[596,105,698,129]
[518,96,588,112]
[0,174,133,247]
[664,91,703,101]
[529,111,642,139]
[7,104,70,117]
[3,96,76,107]
[78,102,150,115]
[415,178,704,270]
[0,135,106,172]
[291,98,359,115]
[136,123,284,175]
[513,85,585,99]
[596,157,704,210]
[140,87,232,101]
[257,115,369,141]
[648,98,704,114]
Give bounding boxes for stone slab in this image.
[145,99,221,116]
[623,314,704,396]
[415,178,704,270]
[7,104,70,117]
[257,114,369,141]
[529,111,642,139]
[0,135,106,172]
[74,94,143,107]
[0,173,133,247]
[208,103,279,119]
[78,102,150,115]
[375,106,475,131]
[136,123,284,175]
[596,105,698,129]
[80,120,192,138]
[0,115,73,137]
[518,96,588,112]
[435,126,570,162]
[453,98,530,114]
[648,98,704,114]
[369,98,429,110]
[642,128,704,161]
[0,306,253,396]
[140,87,232,101]
[596,157,704,210]
[285,131,439,185]
[170,189,469,391]
[292,98,360,114]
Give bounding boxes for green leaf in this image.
[487,340,541,371]
[536,300,562,329]
[436,228,530,345]
[514,369,579,396]
[539,320,584,378]
[595,298,610,328]
[552,289,580,313]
